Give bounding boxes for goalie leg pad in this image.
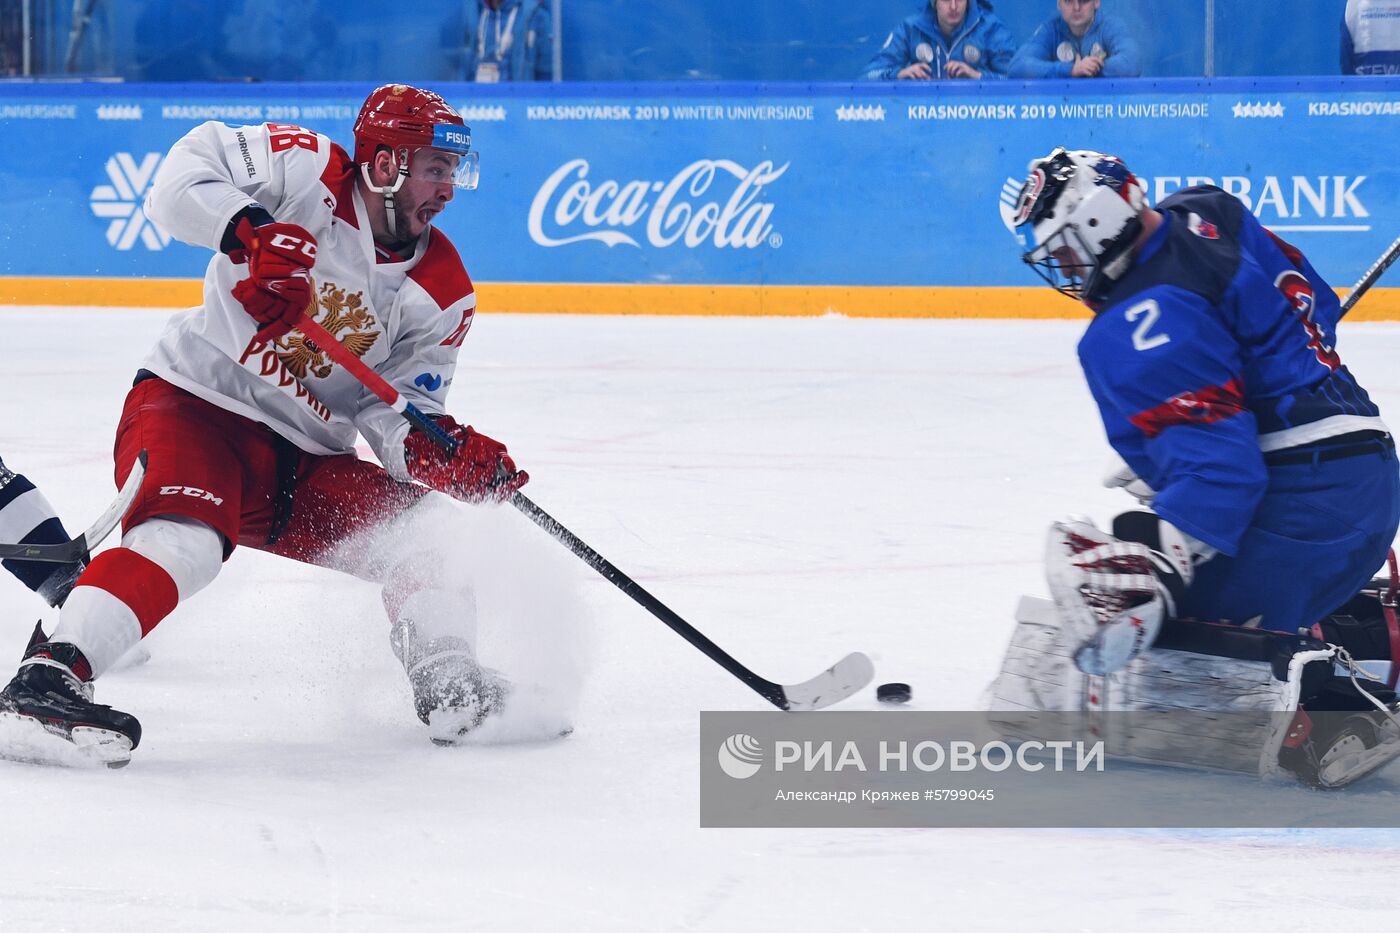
[987,596,1333,778]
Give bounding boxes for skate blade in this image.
[1317,732,1400,788]
[427,683,574,747]
[433,721,575,746]
[431,723,574,747]
[427,706,487,746]
[0,711,133,769]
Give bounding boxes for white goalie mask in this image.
[1011,148,1147,309]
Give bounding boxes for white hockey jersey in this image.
[142,120,477,481]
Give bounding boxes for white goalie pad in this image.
[1044,519,1166,676]
[985,596,1335,779]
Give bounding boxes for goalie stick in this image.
[295,317,874,711]
[1340,230,1400,317]
[0,450,147,564]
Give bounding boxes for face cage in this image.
[1022,224,1102,303]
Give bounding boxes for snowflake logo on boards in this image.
[457,105,507,122]
[1232,101,1285,118]
[717,733,763,779]
[999,175,1025,235]
[95,104,143,120]
[275,281,380,379]
[89,152,171,251]
[835,105,886,121]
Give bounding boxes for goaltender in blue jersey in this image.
[1081,186,1387,562]
[1009,147,1399,675]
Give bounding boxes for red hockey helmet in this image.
[353,84,479,190]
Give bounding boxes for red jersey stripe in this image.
[1129,377,1247,439]
[320,143,359,229]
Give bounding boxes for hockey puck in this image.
[876,682,912,704]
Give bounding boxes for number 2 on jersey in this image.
[1125,299,1170,351]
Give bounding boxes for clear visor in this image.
[405,145,480,191]
[1021,223,1095,300]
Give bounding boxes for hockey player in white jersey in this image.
[0,84,528,766]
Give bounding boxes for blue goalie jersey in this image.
[1078,186,1387,557]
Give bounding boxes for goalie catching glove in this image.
[1045,512,1211,675]
[404,415,528,503]
[229,217,318,343]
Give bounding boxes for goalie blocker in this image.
[988,561,1400,789]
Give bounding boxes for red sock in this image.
[73,547,180,637]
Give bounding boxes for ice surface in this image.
[3,307,1400,930]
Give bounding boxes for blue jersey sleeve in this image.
[1009,21,1073,78]
[980,19,1017,78]
[862,23,913,80]
[1080,285,1269,555]
[1099,17,1142,76]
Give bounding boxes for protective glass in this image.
[424,123,481,190]
[407,145,481,191]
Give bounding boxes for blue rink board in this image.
[3,78,1399,290]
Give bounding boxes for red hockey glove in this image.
[229,218,318,343]
[404,416,529,503]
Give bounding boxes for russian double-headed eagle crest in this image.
[275,281,380,379]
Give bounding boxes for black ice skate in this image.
[391,621,505,746]
[1275,599,1400,789]
[0,633,141,769]
[1278,678,1400,790]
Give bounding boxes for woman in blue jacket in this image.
[1009,0,1141,78]
[863,0,1016,80]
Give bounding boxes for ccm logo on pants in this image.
[158,485,225,506]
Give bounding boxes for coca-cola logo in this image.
[527,158,787,249]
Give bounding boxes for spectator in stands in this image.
[862,0,1016,81]
[1009,0,1141,78]
[465,0,553,82]
[1343,0,1400,74]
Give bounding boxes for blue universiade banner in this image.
[2,78,1399,301]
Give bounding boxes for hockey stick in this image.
[296,317,874,710]
[0,450,147,563]
[1340,230,1400,317]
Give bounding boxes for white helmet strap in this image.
[360,148,412,242]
